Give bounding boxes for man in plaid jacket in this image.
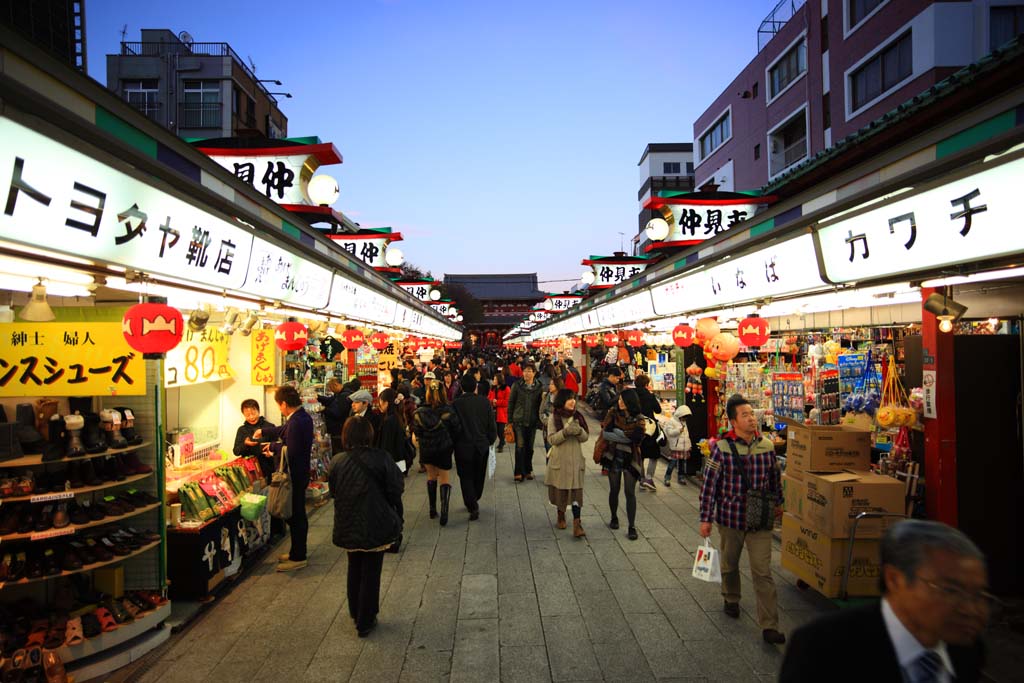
[699,394,785,645]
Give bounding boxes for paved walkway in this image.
[129,416,836,683]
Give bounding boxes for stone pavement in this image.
[127,416,837,683]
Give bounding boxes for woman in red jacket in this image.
[490,368,511,452]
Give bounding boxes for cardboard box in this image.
[781,473,806,521]
[780,513,881,598]
[783,418,871,474]
[803,470,905,538]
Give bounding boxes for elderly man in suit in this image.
[780,519,991,682]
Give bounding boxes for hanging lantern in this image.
[445,341,462,350]
[625,330,644,347]
[341,329,365,350]
[122,303,184,357]
[570,337,582,348]
[695,318,720,347]
[584,334,599,346]
[603,332,619,346]
[369,332,390,351]
[275,321,308,351]
[738,316,771,348]
[672,324,695,348]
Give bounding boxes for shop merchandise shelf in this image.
[0,502,161,543]
[0,539,160,589]
[0,442,153,469]
[57,601,170,664]
[0,471,154,504]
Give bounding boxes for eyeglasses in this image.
[920,579,1000,610]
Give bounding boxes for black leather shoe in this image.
[357,617,377,638]
[627,527,638,540]
[724,601,740,618]
[608,517,619,530]
[763,629,786,644]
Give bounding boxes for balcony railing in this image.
[783,138,807,167]
[758,0,807,52]
[178,102,222,129]
[126,99,163,123]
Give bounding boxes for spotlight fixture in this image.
[238,311,261,336]
[18,280,55,322]
[220,308,241,335]
[187,304,211,332]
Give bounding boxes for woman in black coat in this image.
[328,416,404,638]
[634,374,662,491]
[375,388,411,472]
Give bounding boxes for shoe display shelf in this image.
[0,442,153,469]
[0,471,153,504]
[0,539,161,588]
[0,502,161,546]
[55,601,170,673]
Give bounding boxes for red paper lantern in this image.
[624,330,644,348]
[584,334,598,346]
[445,341,462,350]
[275,321,308,351]
[341,329,365,350]
[603,332,619,346]
[672,324,695,348]
[570,337,582,348]
[738,316,771,347]
[369,332,390,351]
[122,303,184,356]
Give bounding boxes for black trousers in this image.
[454,441,488,511]
[287,477,308,561]
[513,425,537,477]
[347,551,385,630]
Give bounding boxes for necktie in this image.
[911,650,943,683]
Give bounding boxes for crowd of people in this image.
[229,347,995,682]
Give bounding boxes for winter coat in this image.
[491,385,510,423]
[375,410,410,466]
[329,447,404,550]
[261,408,314,489]
[233,416,276,459]
[508,377,544,427]
[538,390,557,428]
[452,392,497,446]
[600,407,646,474]
[545,410,589,491]
[412,405,460,459]
[636,386,663,461]
[563,371,579,394]
[661,405,692,453]
[596,379,619,420]
[445,380,462,403]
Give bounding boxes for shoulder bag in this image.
[726,439,773,531]
[267,446,293,520]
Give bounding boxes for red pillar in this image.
[921,287,958,525]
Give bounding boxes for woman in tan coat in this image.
[545,388,589,537]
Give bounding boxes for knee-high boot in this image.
[427,480,438,519]
[439,484,451,527]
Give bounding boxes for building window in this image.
[123,80,159,120]
[991,5,1024,51]
[663,161,681,174]
[822,92,831,130]
[850,31,912,112]
[821,15,829,52]
[768,108,808,177]
[752,81,758,98]
[181,80,220,128]
[769,39,807,100]
[686,162,694,174]
[849,0,886,28]
[754,144,761,160]
[699,111,731,160]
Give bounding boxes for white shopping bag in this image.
[487,444,497,479]
[691,539,722,583]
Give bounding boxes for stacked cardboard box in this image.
[780,420,903,598]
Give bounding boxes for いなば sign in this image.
[0,323,144,396]
[251,328,276,386]
[164,328,232,388]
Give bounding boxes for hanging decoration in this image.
[624,330,644,348]
[122,303,184,357]
[275,321,308,351]
[570,337,582,348]
[738,316,770,348]
[341,328,365,350]
[603,332,619,346]
[694,318,720,347]
[369,332,390,351]
[685,363,704,402]
[672,324,695,348]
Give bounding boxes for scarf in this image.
[553,407,588,434]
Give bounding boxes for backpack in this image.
[415,407,454,454]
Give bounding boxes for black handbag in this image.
[726,439,774,531]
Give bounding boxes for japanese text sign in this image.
[816,156,1024,283]
[586,262,647,288]
[397,282,434,301]
[596,291,655,328]
[651,234,822,315]
[164,328,232,388]
[251,328,276,385]
[207,153,310,205]
[648,199,765,244]
[242,237,332,308]
[328,276,398,326]
[0,323,144,397]
[0,118,253,291]
[331,236,390,269]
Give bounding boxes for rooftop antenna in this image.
[617,231,625,252]
[178,30,194,48]
[247,56,257,75]
[120,24,127,43]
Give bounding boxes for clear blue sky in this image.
[86,0,771,288]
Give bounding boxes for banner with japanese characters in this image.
[816,155,1023,283]
[644,195,771,246]
[242,236,332,308]
[584,262,647,288]
[0,323,145,396]
[197,142,341,206]
[329,235,390,269]
[0,117,253,293]
[165,328,232,388]
[250,328,276,386]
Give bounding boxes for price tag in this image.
[29,491,74,504]
[30,527,75,542]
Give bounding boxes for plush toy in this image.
[695,318,720,347]
[823,340,841,365]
